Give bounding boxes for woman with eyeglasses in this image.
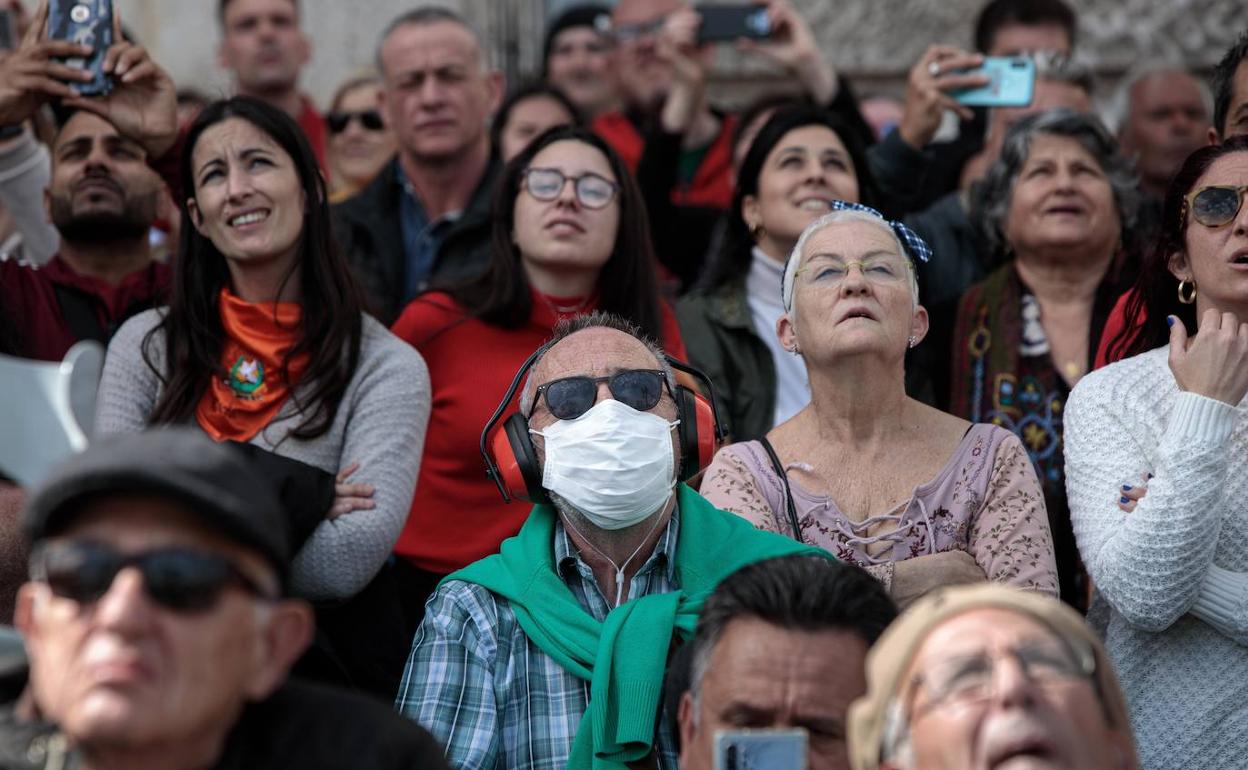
[388,125,686,630]
[93,97,431,694]
[326,74,396,203]
[1063,137,1248,770]
[699,205,1058,609]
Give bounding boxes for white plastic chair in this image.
[0,341,104,486]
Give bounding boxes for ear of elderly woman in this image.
[699,204,1059,608]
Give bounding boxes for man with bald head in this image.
[334,7,504,324]
[397,312,819,769]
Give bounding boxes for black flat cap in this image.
[23,429,291,583]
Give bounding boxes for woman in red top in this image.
[390,125,686,623]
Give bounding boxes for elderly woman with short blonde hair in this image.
[699,203,1058,607]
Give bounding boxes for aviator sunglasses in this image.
[528,369,671,420]
[1185,184,1248,228]
[326,109,385,134]
[31,541,274,613]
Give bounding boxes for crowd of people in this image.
[0,0,1245,768]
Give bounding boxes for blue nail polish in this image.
[1120,496,1130,504]
[1122,485,1132,491]
[1166,316,1175,327]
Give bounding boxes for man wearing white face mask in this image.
[395,312,823,770]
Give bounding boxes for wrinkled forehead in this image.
[612,0,684,24]
[905,608,1066,678]
[54,112,127,152]
[535,328,661,383]
[798,218,904,266]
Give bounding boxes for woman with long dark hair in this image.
[95,97,431,604]
[1064,136,1248,769]
[678,105,877,442]
[388,124,686,624]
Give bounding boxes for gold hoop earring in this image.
[1177,279,1197,305]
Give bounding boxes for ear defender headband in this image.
[480,351,727,505]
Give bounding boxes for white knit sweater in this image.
[1065,346,1248,770]
[95,309,431,601]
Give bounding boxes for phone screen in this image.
[47,0,114,96]
[696,4,771,44]
[713,729,808,770]
[0,10,16,51]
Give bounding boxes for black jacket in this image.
[0,679,449,770]
[332,156,500,325]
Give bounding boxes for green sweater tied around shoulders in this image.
[447,483,828,770]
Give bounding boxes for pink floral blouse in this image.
[699,423,1059,595]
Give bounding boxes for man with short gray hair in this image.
[334,7,504,324]
[397,311,820,769]
[1114,65,1210,203]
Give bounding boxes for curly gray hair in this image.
[972,108,1140,259]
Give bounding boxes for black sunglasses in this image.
[529,369,670,420]
[1186,184,1248,228]
[326,109,385,134]
[32,541,273,613]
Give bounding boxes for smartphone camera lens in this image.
[725,744,738,770]
[746,10,769,36]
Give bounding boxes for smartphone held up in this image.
[714,728,808,770]
[950,56,1036,108]
[47,0,113,96]
[696,3,772,44]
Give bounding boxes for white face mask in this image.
[531,398,679,531]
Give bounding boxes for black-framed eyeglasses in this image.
[326,109,385,134]
[528,369,671,420]
[31,541,275,613]
[907,639,1096,721]
[1185,184,1248,228]
[522,167,620,210]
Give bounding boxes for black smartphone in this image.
[0,9,16,51]
[696,3,771,44]
[47,0,114,96]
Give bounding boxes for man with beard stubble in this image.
[0,6,176,362]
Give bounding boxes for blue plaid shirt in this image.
[395,513,682,770]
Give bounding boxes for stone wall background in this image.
[116,0,1243,109]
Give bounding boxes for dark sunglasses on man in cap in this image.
[326,109,385,135]
[30,541,276,613]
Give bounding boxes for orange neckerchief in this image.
[195,288,309,443]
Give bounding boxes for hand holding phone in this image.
[950,57,1036,108]
[714,729,808,770]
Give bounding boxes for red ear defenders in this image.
[480,350,727,505]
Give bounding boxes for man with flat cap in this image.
[3,428,448,770]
